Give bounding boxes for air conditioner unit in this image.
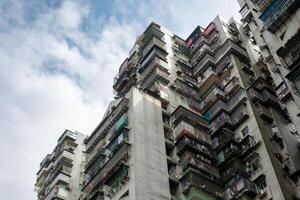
[272,126,279,134]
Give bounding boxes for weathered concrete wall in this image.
[128,88,170,200]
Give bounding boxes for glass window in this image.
[241,126,249,137]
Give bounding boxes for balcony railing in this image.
[210,112,232,133]
[171,105,209,128]
[141,23,164,50]
[141,37,166,59]
[224,77,240,96]
[240,5,252,22]
[221,161,249,183]
[52,150,74,168]
[240,135,260,156]
[255,103,273,123]
[193,54,215,75]
[176,136,211,157]
[86,98,129,153]
[179,151,219,178]
[253,0,272,12]
[46,173,71,196]
[212,128,235,151]
[199,86,224,113]
[83,142,130,193]
[224,177,258,199]
[215,144,238,165]
[259,0,297,32]
[180,168,222,197]
[173,78,199,99]
[173,121,211,144]
[57,130,77,146]
[140,65,170,89]
[191,44,212,66]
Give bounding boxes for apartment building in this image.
[79,15,300,200]
[35,130,86,200]
[237,0,300,199]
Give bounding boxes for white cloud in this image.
[0,1,137,200]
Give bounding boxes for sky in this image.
[0,0,241,199]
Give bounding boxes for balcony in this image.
[173,121,211,145]
[57,130,77,147]
[107,130,129,157]
[83,142,130,194]
[141,37,166,59]
[187,98,202,113]
[259,0,299,32]
[46,173,71,196]
[224,77,241,96]
[276,82,291,102]
[215,144,238,166]
[212,128,235,152]
[180,168,222,197]
[193,54,215,76]
[199,86,225,113]
[255,103,273,123]
[179,150,219,178]
[191,44,213,66]
[224,177,258,199]
[221,161,249,183]
[140,63,170,90]
[113,67,136,92]
[210,112,232,133]
[52,150,74,168]
[253,0,272,12]
[198,68,221,96]
[214,39,249,64]
[85,97,129,153]
[240,135,260,156]
[171,105,209,129]
[105,164,129,197]
[248,88,264,103]
[240,5,252,23]
[172,78,199,99]
[141,23,164,50]
[176,135,211,158]
[44,185,68,200]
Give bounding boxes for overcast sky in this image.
[0,0,241,199]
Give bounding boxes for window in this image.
[241,126,249,137]
[255,175,267,190]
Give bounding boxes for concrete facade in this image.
[35,130,86,200]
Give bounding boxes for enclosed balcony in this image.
[224,177,258,199]
[52,149,74,168]
[255,102,273,123]
[276,82,291,102]
[215,143,238,166]
[172,78,199,99]
[187,98,202,113]
[199,86,225,113]
[259,0,299,32]
[140,22,164,50]
[212,128,235,152]
[173,121,211,145]
[140,64,170,90]
[171,105,209,129]
[253,0,272,12]
[240,5,252,23]
[107,129,129,157]
[221,161,249,183]
[105,164,129,197]
[46,173,71,196]
[85,97,129,153]
[240,135,260,157]
[113,67,136,92]
[180,168,222,197]
[214,39,249,64]
[224,77,241,96]
[193,54,215,76]
[210,112,232,134]
[83,142,130,194]
[141,37,166,59]
[191,44,213,66]
[176,135,211,158]
[198,67,221,96]
[139,47,168,73]
[44,185,68,200]
[179,150,219,178]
